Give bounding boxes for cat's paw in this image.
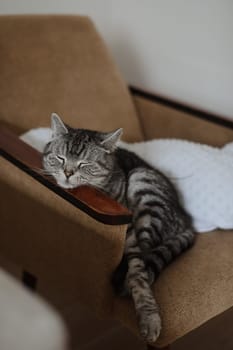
[139,312,161,343]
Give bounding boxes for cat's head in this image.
[42,113,122,189]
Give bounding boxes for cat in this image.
[43,113,195,343]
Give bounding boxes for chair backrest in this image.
[0,15,143,142]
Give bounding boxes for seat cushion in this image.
[113,230,233,347]
[0,15,143,142]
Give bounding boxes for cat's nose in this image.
[64,169,74,179]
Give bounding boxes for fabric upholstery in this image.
[0,15,143,141]
[134,96,233,146]
[0,156,127,316]
[1,15,233,348]
[113,230,233,347]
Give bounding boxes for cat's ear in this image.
[100,128,123,152]
[51,113,68,138]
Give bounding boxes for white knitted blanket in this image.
[20,128,233,233]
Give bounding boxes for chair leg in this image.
[147,345,170,350]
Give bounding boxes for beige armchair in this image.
[0,15,233,349]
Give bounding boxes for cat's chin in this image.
[56,181,79,189]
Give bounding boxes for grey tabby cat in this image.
[43,113,195,343]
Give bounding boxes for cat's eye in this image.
[56,155,66,164]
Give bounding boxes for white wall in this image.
[1,0,233,120]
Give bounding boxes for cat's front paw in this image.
[139,311,161,344]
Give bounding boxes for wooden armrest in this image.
[0,125,132,225]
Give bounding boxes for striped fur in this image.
[43,114,195,343]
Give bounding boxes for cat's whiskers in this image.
[168,173,194,181]
[34,168,59,177]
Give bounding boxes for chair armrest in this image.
[131,90,233,145]
[0,124,131,225]
[0,124,129,317]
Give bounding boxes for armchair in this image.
[1,15,233,349]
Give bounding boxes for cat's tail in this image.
[144,229,196,280]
